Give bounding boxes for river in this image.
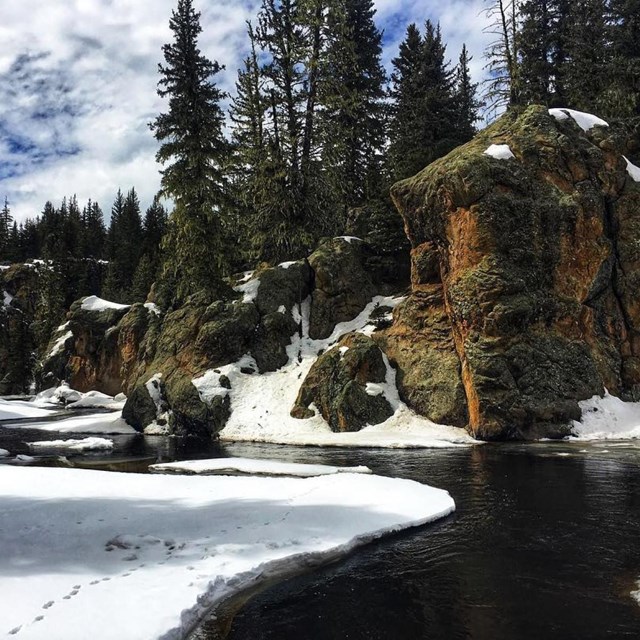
[2,419,640,639]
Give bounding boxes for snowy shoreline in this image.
[0,466,454,640]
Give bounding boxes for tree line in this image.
[0,190,167,306]
[485,0,640,118]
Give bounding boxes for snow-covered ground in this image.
[150,457,372,477]
[0,465,455,640]
[570,392,640,441]
[33,385,126,411]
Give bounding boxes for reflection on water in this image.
[2,418,640,639]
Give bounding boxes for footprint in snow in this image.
[42,601,54,609]
[33,616,44,623]
[8,625,21,634]
[90,580,100,586]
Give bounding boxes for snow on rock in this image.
[0,448,9,457]
[27,437,114,452]
[233,277,260,303]
[0,399,54,420]
[548,108,609,132]
[220,294,476,448]
[632,580,640,606]
[0,466,454,640]
[144,302,162,316]
[334,235,363,244]
[150,457,372,477]
[143,374,172,435]
[571,392,640,440]
[47,330,73,358]
[3,290,13,306]
[192,356,258,404]
[483,144,515,160]
[80,295,130,312]
[278,261,297,269]
[623,156,640,182]
[10,411,136,435]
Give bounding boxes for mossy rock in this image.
[292,332,394,432]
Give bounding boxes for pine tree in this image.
[150,0,230,303]
[606,0,640,117]
[388,21,458,181]
[518,0,554,104]
[0,197,13,261]
[564,0,609,114]
[319,0,387,210]
[453,44,481,144]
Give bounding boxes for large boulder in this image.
[291,332,394,431]
[389,105,640,439]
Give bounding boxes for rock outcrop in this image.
[388,105,640,439]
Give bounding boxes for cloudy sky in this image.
[0,0,491,223]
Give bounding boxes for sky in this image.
[0,0,491,224]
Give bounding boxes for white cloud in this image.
[1,0,491,224]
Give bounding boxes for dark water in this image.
[2,416,640,640]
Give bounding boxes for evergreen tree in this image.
[388,21,458,181]
[453,44,482,144]
[319,0,387,211]
[0,197,13,261]
[150,0,230,303]
[606,0,640,117]
[564,0,609,113]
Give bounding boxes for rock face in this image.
[388,105,640,439]
[291,333,394,431]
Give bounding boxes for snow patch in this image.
[150,457,372,477]
[277,305,287,314]
[335,235,363,244]
[0,466,454,640]
[143,374,172,433]
[623,156,640,182]
[144,302,162,316]
[28,437,114,452]
[192,356,258,404]
[571,391,640,440]
[278,261,297,269]
[632,580,640,606]
[80,296,130,312]
[549,108,609,132]
[0,448,9,457]
[234,277,260,303]
[47,331,73,358]
[3,290,13,306]
[483,144,515,160]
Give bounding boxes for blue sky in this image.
[0,0,490,223]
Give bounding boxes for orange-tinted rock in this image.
[390,105,640,439]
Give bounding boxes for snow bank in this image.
[623,156,640,182]
[571,392,640,440]
[80,296,130,312]
[33,385,126,411]
[150,457,372,477]
[483,144,515,160]
[0,399,53,421]
[549,108,609,132]
[11,411,136,435]
[27,437,114,452]
[0,466,454,640]
[218,295,476,448]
